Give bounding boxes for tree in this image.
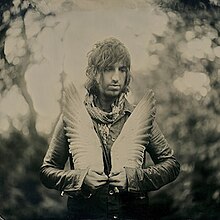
[133,1,220,218]
[0,1,67,219]
[0,0,56,136]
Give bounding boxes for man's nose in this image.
[111,69,120,82]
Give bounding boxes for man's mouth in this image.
[108,85,121,90]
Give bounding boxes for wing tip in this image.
[141,88,156,116]
[64,82,79,97]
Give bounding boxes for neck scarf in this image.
[84,93,125,145]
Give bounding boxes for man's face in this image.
[97,63,127,99]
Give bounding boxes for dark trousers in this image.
[67,186,150,220]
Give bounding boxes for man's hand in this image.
[84,169,108,191]
[109,169,127,190]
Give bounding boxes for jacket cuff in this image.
[63,169,88,194]
[124,167,141,192]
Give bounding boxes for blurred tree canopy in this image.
[132,0,220,219]
[0,1,67,219]
[0,0,220,219]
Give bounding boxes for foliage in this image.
[131,2,220,219]
[155,0,220,11]
[0,1,65,219]
[0,128,67,220]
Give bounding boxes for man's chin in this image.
[105,91,121,98]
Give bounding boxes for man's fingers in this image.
[109,170,121,177]
[109,172,124,181]
[88,170,108,180]
[109,175,120,182]
[109,169,127,189]
[89,179,107,190]
[96,180,107,187]
[109,181,122,187]
[90,169,104,175]
[85,178,107,190]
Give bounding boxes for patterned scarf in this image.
[84,93,125,145]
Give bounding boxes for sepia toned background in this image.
[0,0,220,219]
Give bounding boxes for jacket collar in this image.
[124,98,135,114]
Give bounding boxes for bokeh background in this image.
[0,0,220,219]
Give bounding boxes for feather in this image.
[111,90,156,172]
[63,83,104,171]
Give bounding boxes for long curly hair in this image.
[85,38,131,95]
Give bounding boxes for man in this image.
[40,38,180,220]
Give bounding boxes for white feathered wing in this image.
[111,90,156,173]
[62,83,104,171]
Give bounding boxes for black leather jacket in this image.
[40,99,180,219]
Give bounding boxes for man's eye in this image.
[119,67,128,73]
[104,67,114,72]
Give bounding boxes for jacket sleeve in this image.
[125,121,180,192]
[40,114,88,194]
